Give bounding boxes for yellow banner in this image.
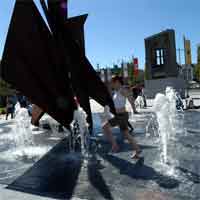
[184,39,192,65]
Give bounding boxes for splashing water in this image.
[72,106,89,156]
[145,113,159,138]
[0,103,34,149]
[13,106,34,148]
[153,87,184,164]
[0,103,50,162]
[135,96,145,113]
[14,102,21,117]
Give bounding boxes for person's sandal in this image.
[131,149,142,159]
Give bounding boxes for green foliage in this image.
[0,107,6,114]
[194,64,200,82]
[127,63,133,85]
[111,65,122,76]
[0,79,16,96]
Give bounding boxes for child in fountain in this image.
[102,76,141,159]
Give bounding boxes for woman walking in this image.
[102,76,141,159]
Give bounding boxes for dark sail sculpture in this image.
[44,0,116,130]
[1,0,115,131]
[1,1,77,126]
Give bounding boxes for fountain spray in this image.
[72,97,89,156]
[13,103,34,148]
[153,87,184,164]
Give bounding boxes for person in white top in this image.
[102,76,141,159]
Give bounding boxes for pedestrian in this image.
[141,87,147,108]
[132,86,140,113]
[6,96,15,120]
[101,75,141,159]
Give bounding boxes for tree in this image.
[111,64,122,76]
[194,64,200,82]
[0,60,16,96]
[0,79,16,96]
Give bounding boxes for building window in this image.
[155,49,164,65]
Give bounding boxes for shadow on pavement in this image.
[7,139,83,199]
[6,139,114,200]
[175,166,200,184]
[87,156,114,200]
[100,154,180,189]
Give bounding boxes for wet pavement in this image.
[0,106,200,200]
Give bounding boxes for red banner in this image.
[133,58,139,77]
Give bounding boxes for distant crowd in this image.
[5,94,32,120]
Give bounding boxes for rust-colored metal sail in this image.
[48,0,68,19]
[63,14,116,129]
[31,105,45,127]
[66,14,88,56]
[45,0,116,115]
[47,0,68,34]
[40,1,116,131]
[1,0,76,127]
[64,15,93,132]
[62,23,116,115]
[38,3,94,131]
[1,0,116,131]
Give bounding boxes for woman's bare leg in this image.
[122,129,140,157]
[103,123,119,152]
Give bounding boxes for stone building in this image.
[144,29,186,98]
[145,29,178,79]
[179,64,194,82]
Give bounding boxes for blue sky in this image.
[0,0,200,69]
